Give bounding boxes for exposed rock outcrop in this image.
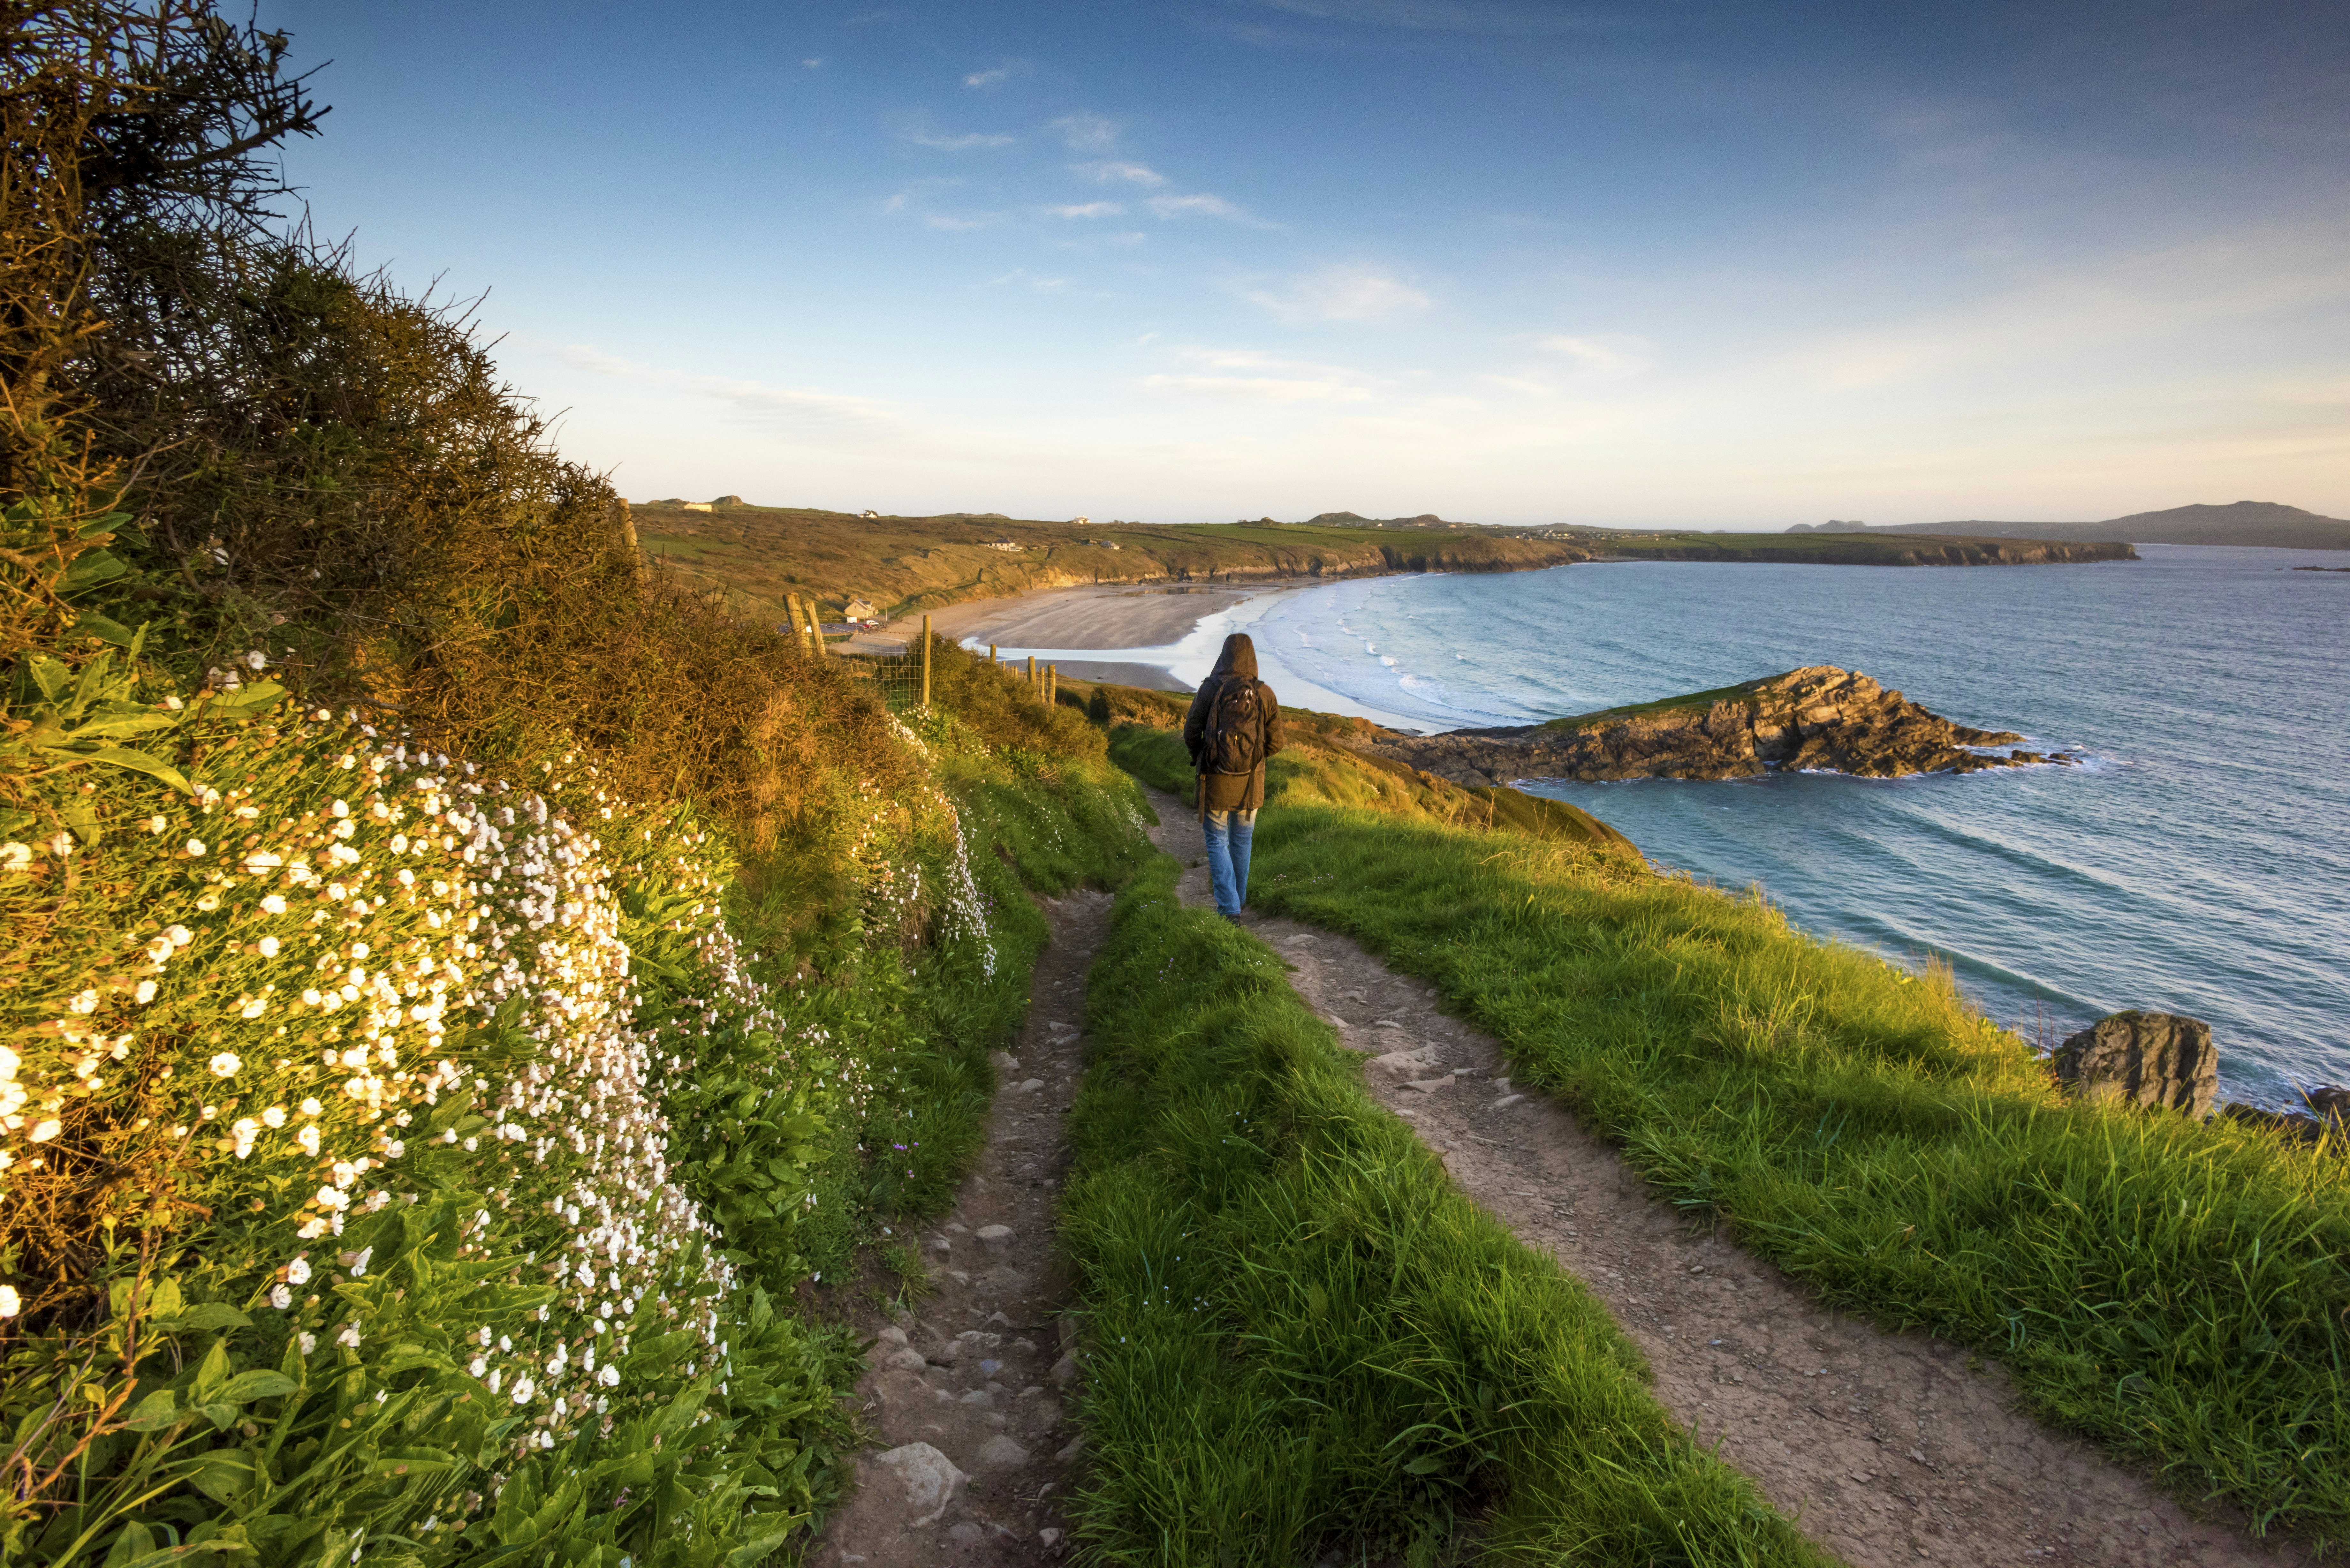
[1366,666,2070,788]
[2050,1011,2218,1119]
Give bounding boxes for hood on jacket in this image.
[1209,632,1259,682]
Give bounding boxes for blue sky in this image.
[269,1,2349,525]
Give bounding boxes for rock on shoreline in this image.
[1366,665,2075,787]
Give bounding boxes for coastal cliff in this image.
[1366,666,2071,787]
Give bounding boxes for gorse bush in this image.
[0,6,1152,1562]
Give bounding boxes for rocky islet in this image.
[1363,665,2079,788]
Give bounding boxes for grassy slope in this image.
[1064,854,1827,1568]
[1110,726,2350,1549]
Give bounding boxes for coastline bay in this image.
[990,545,2349,1108]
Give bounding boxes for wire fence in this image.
[775,596,1071,715]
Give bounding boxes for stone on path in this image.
[874,1442,967,1528]
[2050,1011,2218,1117]
[975,1434,1031,1471]
[974,1223,1015,1255]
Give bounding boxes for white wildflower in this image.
[261,893,287,915]
[1,842,31,871]
[0,1285,19,1317]
[208,1052,241,1077]
[134,979,157,1003]
[269,1284,292,1309]
[257,936,280,957]
[297,1331,317,1354]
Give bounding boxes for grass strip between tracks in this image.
[1110,726,2350,1550]
[1059,852,1827,1568]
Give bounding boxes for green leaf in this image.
[186,1449,255,1504]
[74,613,139,648]
[190,1338,232,1404]
[79,746,193,794]
[78,510,132,539]
[60,547,128,595]
[163,1304,254,1332]
[218,1370,297,1404]
[1402,1453,1447,1475]
[122,1388,184,1433]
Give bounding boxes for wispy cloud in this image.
[1142,346,1384,403]
[1533,334,1650,375]
[1073,159,1165,186]
[881,179,1006,230]
[1044,201,1123,218]
[1050,114,1120,152]
[1146,192,1271,226]
[986,268,1070,293]
[562,346,901,439]
[802,57,822,68]
[964,62,1022,88]
[1246,264,1429,321]
[905,129,1016,151]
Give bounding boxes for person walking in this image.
[1183,632,1284,920]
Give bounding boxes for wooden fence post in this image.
[1026,655,1036,697]
[1047,666,1057,706]
[921,615,932,708]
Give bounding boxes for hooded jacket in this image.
[1182,633,1285,812]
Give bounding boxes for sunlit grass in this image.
[1061,856,1828,1567]
[1109,723,2350,1546]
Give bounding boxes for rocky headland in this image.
[1365,665,2076,788]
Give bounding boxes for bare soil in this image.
[809,889,1110,1566]
[1144,787,2305,1568]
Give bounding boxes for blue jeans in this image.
[1202,808,1256,916]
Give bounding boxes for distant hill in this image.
[1788,502,2350,550]
[1296,511,1463,529]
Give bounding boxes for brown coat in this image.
[1183,635,1285,812]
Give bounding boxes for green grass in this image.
[1060,856,1830,1568]
[1108,726,2350,1548]
[1539,676,1785,730]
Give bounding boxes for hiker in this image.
[1182,632,1285,920]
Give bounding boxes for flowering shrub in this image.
[0,682,878,1563]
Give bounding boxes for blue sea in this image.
[1027,546,2350,1106]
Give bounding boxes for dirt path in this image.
[1143,788,2301,1568]
[811,889,1109,1566]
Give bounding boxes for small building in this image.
[986,539,1023,552]
[861,509,880,518]
[681,502,712,513]
[843,598,879,621]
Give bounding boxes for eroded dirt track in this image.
[1144,787,2300,1568]
[812,889,1108,1566]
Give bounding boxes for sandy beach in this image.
[921,582,1260,651]
[840,582,1282,691]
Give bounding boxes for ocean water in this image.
[1220,546,2350,1107]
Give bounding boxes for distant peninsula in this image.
[1787,500,2350,551]
[623,499,2133,627]
[1365,666,2070,787]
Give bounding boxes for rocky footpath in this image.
[1366,665,2074,788]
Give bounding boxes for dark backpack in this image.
[1202,676,1266,776]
